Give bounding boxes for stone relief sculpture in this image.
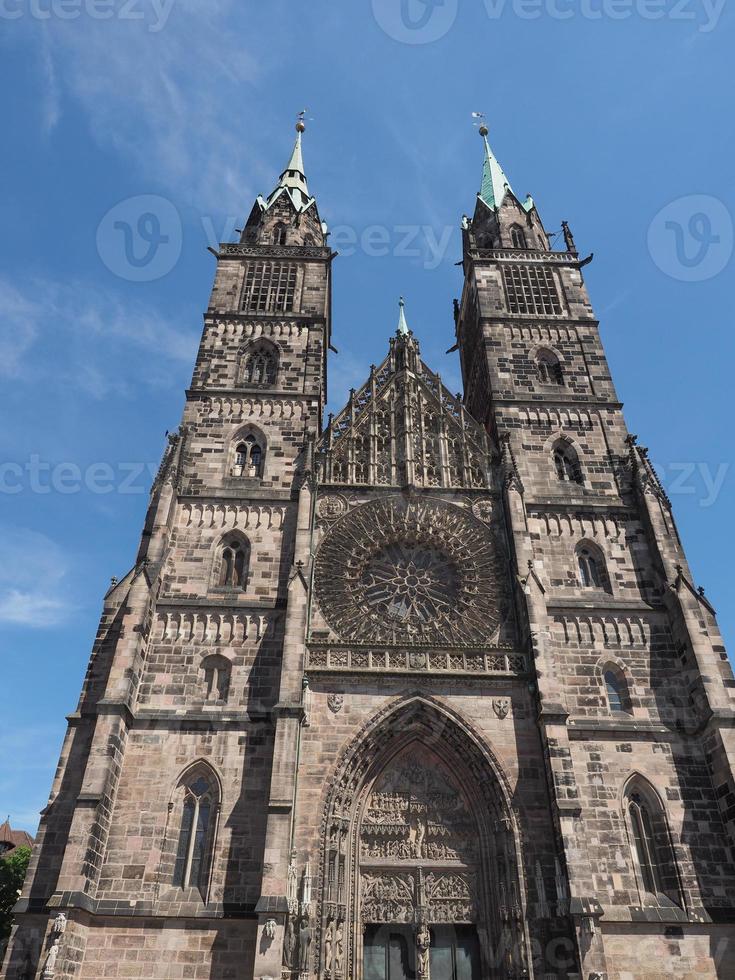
[317,700,532,979]
[333,922,344,975]
[416,923,431,980]
[282,916,296,970]
[298,916,311,974]
[51,914,67,936]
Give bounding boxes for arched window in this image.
[624,781,681,906]
[243,341,278,386]
[273,223,287,245]
[536,349,564,385]
[217,535,249,590]
[576,542,609,591]
[510,224,527,249]
[173,772,217,892]
[553,441,583,484]
[202,655,231,703]
[604,666,631,714]
[231,433,265,478]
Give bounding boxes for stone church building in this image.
[4,123,735,980]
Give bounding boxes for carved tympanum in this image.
[314,496,499,644]
[360,754,476,865]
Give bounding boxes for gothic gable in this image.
[316,332,490,490]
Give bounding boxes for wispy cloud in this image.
[39,27,61,135]
[0,281,43,377]
[38,0,262,210]
[0,527,75,628]
[0,275,197,395]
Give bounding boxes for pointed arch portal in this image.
[317,698,531,980]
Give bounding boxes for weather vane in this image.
[296,108,315,133]
[471,111,489,137]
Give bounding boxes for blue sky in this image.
[1,0,733,833]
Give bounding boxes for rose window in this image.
[314,495,500,645]
[360,543,459,627]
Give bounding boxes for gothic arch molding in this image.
[313,695,532,980]
[541,428,582,456]
[527,342,566,368]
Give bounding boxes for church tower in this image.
[452,123,735,977]
[2,121,334,980]
[3,122,735,980]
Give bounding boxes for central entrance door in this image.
[358,748,483,980]
[363,924,481,980]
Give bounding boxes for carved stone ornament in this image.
[318,699,533,980]
[314,495,500,645]
[471,499,494,523]
[327,693,344,714]
[493,697,511,720]
[264,917,277,941]
[317,494,347,521]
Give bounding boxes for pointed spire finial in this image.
[296,108,307,133]
[397,296,410,336]
[478,125,514,211]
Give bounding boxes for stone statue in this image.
[52,913,67,936]
[298,916,311,973]
[334,922,344,975]
[283,916,296,969]
[324,920,333,974]
[416,924,430,980]
[42,937,61,979]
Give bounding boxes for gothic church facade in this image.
[4,123,735,980]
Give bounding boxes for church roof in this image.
[257,127,318,216]
[0,818,34,854]
[478,130,535,214]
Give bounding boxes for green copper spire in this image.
[397,296,410,336]
[477,124,535,213]
[258,118,316,214]
[478,124,512,211]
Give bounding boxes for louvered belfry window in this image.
[241,261,297,313]
[503,264,562,315]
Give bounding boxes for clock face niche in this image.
[314,496,500,645]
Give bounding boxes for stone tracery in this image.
[314,496,501,646]
[316,332,490,491]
